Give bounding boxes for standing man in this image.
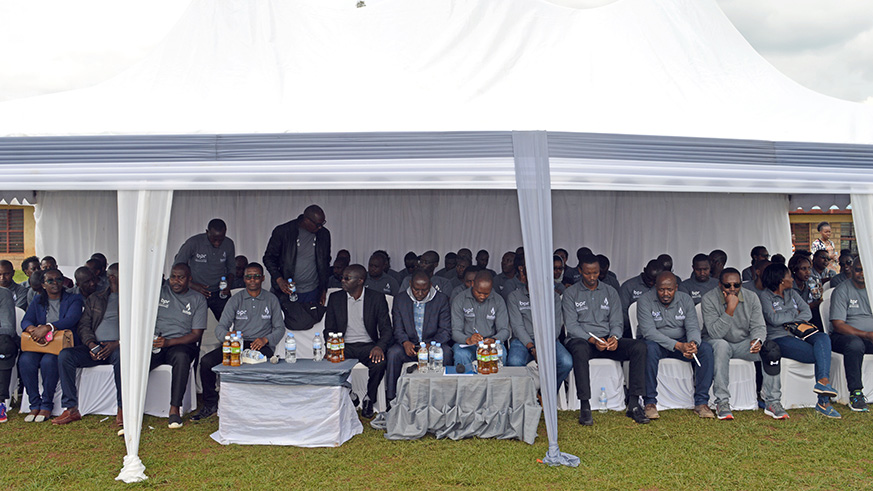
[324,265,392,418]
[506,255,573,387]
[829,258,873,412]
[263,204,331,315]
[637,272,715,419]
[54,263,123,427]
[619,259,664,336]
[701,267,785,420]
[563,255,649,425]
[679,253,720,305]
[174,218,235,320]
[194,262,285,421]
[386,271,453,405]
[451,271,510,367]
[0,259,28,309]
[151,264,207,428]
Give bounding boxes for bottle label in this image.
[222,346,231,353]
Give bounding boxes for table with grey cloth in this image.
[210,359,362,447]
[383,366,542,444]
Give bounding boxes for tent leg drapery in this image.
[513,131,579,467]
[850,194,873,314]
[115,190,174,483]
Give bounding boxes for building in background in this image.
[790,207,856,254]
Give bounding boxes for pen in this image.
[588,332,606,344]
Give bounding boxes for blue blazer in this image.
[22,291,85,345]
[392,290,452,346]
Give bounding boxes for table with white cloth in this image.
[210,359,362,447]
[383,366,542,444]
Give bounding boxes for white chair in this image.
[778,291,822,409]
[629,302,694,410]
[699,303,757,410]
[821,289,873,405]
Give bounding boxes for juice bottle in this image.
[478,342,490,375]
[230,334,241,366]
[490,343,498,374]
[222,334,231,366]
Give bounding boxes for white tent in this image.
[2,0,873,481]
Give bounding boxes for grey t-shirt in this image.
[561,280,622,341]
[94,292,120,342]
[450,288,509,343]
[47,298,61,324]
[3,282,28,310]
[215,289,285,348]
[174,233,235,291]
[506,286,562,348]
[293,226,319,293]
[619,274,653,328]
[830,281,873,332]
[678,276,719,305]
[155,282,208,339]
[365,274,399,296]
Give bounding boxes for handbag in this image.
[21,330,74,355]
[782,321,820,341]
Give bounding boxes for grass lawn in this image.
[2,401,872,490]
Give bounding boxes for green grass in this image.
[2,404,871,490]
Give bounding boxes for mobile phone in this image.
[44,330,53,342]
[91,344,103,355]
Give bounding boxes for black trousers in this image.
[564,337,646,401]
[345,342,387,403]
[206,293,230,323]
[149,343,198,408]
[200,341,275,407]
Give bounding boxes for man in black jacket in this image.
[386,271,453,404]
[263,204,331,320]
[324,264,392,418]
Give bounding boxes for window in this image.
[839,222,858,254]
[0,209,25,254]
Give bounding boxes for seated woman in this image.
[18,269,84,422]
[789,254,823,328]
[759,263,840,418]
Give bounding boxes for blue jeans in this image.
[453,344,506,369]
[644,340,714,406]
[59,345,122,409]
[18,351,60,412]
[774,332,831,382]
[506,340,573,387]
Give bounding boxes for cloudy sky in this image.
[0,0,870,104]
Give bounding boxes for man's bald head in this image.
[655,271,678,288]
[654,271,678,306]
[74,266,98,297]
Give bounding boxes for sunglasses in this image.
[244,274,263,279]
[721,282,741,288]
[44,278,62,285]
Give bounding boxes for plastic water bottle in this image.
[287,278,298,302]
[313,333,324,361]
[599,387,608,413]
[434,343,444,372]
[495,340,504,368]
[428,341,436,371]
[219,276,228,299]
[284,332,297,363]
[417,342,428,373]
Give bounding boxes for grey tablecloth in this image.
[212,359,358,387]
[383,366,542,444]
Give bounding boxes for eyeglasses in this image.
[341,276,361,281]
[44,278,61,285]
[306,216,326,229]
[244,274,263,279]
[721,282,741,288]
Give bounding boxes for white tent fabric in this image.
[34,190,792,282]
[1,0,871,142]
[115,190,174,484]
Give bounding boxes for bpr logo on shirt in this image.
[159,298,170,309]
[849,299,860,309]
[194,253,207,263]
[236,309,248,320]
[575,300,588,311]
[633,290,643,298]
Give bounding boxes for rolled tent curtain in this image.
[850,194,873,310]
[115,190,174,483]
[512,131,579,467]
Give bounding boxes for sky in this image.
[0,0,870,104]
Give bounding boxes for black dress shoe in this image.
[578,408,593,426]
[626,406,650,424]
[350,392,360,409]
[190,404,217,422]
[361,399,375,419]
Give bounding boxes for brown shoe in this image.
[644,403,660,420]
[113,408,123,428]
[52,408,82,425]
[694,404,715,419]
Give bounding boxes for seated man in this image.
[451,271,509,367]
[451,265,480,300]
[619,259,664,337]
[596,255,620,292]
[399,251,453,297]
[386,271,453,405]
[830,257,873,412]
[20,256,41,305]
[0,259,28,309]
[69,266,99,299]
[637,272,714,419]
[742,246,769,282]
[325,264,392,418]
[564,255,648,425]
[742,259,770,297]
[230,255,248,289]
[327,255,350,290]
[85,257,109,293]
[194,262,284,421]
[709,249,728,280]
[506,255,572,387]
[702,267,785,420]
[174,218,236,320]
[365,251,400,296]
[492,252,517,294]
[151,263,207,429]
[436,252,458,279]
[829,250,854,289]
[53,263,122,427]
[678,253,719,305]
[0,283,16,423]
[450,255,471,289]
[475,249,498,278]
